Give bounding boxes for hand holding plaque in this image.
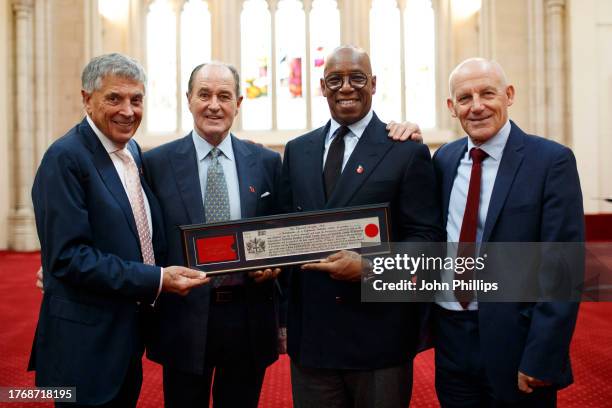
[248,268,282,283]
[301,250,363,282]
[180,204,391,276]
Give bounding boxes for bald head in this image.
[448,58,508,98]
[321,45,377,125]
[446,58,515,144]
[324,46,373,76]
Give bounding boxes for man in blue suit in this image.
[29,53,209,407]
[144,62,282,408]
[280,45,443,407]
[432,58,584,407]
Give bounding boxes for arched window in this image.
[145,0,212,134]
[370,0,437,128]
[404,0,436,128]
[140,0,439,142]
[180,0,212,132]
[310,0,340,127]
[240,0,339,131]
[240,0,272,130]
[370,0,402,123]
[146,0,177,133]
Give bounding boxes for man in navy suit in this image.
[29,53,208,407]
[432,58,584,407]
[144,62,282,408]
[280,45,443,407]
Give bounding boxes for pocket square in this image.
[260,191,271,198]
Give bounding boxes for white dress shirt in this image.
[322,109,374,171]
[436,120,511,311]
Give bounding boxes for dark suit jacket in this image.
[433,121,584,401]
[29,118,165,405]
[143,134,282,374]
[279,113,443,369]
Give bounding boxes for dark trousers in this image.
[290,359,413,408]
[163,295,266,408]
[56,356,142,408]
[434,305,557,408]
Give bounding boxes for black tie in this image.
[324,125,350,200]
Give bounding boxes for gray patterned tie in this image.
[205,147,230,224]
[205,147,243,286]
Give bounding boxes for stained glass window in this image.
[275,0,306,129]
[241,0,272,130]
[310,0,340,127]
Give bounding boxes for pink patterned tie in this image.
[116,149,156,265]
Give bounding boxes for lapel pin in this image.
[249,186,256,193]
[356,165,364,174]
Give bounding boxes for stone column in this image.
[339,0,371,51]
[528,0,546,135]
[9,0,38,251]
[303,0,313,128]
[545,0,566,144]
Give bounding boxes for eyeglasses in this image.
[324,73,369,91]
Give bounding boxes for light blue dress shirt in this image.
[322,109,374,171]
[436,120,511,311]
[192,130,242,221]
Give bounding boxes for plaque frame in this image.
[179,203,391,275]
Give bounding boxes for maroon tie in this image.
[455,147,488,308]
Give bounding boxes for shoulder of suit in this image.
[44,123,88,160]
[232,136,280,160]
[288,125,326,146]
[145,134,188,159]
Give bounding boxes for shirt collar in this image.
[467,119,511,162]
[86,114,126,154]
[191,129,235,163]
[328,108,374,142]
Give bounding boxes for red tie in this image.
[455,147,488,308]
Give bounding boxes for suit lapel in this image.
[326,114,392,208]
[303,124,329,209]
[482,122,525,242]
[441,140,468,227]
[78,119,140,240]
[170,135,205,224]
[232,136,258,219]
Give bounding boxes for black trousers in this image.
[56,356,142,408]
[163,295,266,408]
[433,305,557,408]
[290,359,413,408]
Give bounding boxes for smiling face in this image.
[187,64,243,146]
[447,60,515,145]
[321,47,376,126]
[81,75,144,148]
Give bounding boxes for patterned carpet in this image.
[0,251,610,407]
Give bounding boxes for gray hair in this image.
[81,53,147,93]
[187,61,242,98]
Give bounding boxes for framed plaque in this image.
[180,204,391,275]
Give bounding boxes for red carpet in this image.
[1,251,611,407]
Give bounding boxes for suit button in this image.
[335,296,343,304]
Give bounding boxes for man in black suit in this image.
[279,45,443,407]
[144,62,282,408]
[30,53,208,407]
